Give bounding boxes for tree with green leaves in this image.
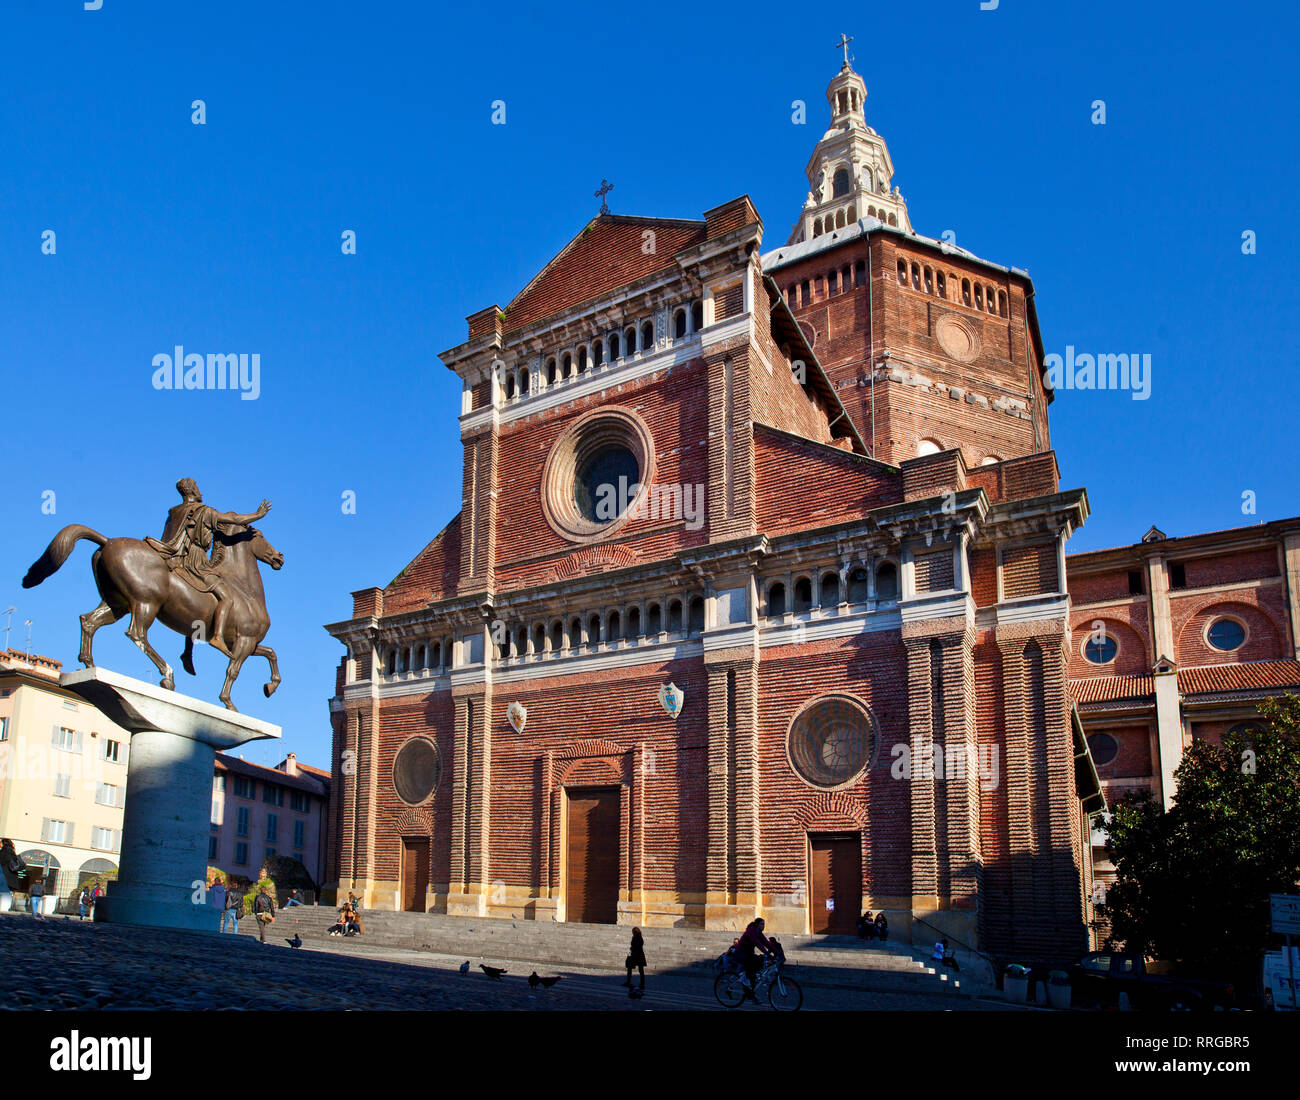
[1099,694,1300,978]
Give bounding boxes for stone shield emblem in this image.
[507,701,527,734]
[657,682,685,719]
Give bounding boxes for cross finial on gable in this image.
[835,32,854,70]
[595,179,614,215]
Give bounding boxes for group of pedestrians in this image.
[2,837,108,919]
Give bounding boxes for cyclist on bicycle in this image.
[736,917,775,993]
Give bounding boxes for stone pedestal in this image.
[61,667,280,933]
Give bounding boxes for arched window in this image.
[998,290,1007,317]
[520,368,530,394]
[577,346,588,373]
[546,358,557,385]
[793,577,813,613]
[505,374,516,399]
[692,300,704,331]
[414,644,425,669]
[847,204,855,221]
[588,614,601,647]
[924,267,933,294]
[431,641,441,668]
[962,279,972,306]
[814,217,823,236]
[640,320,654,350]
[833,167,850,198]
[827,269,838,296]
[532,623,546,654]
[875,562,898,600]
[888,214,897,227]
[569,616,582,648]
[917,438,942,456]
[848,567,869,603]
[801,279,811,304]
[787,284,798,306]
[768,582,786,618]
[592,340,603,367]
[625,326,636,354]
[911,263,921,290]
[673,309,687,339]
[667,600,683,632]
[835,209,845,229]
[385,648,396,676]
[688,596,706,634]
[897,260,908,285]
[551,621,564,652]
[562,352,573,378]
[627,606,641,638]
[607,610,621,642]
[854,260,866,287]
[610,333,620,360]
[647,603,662,634]
[974,284,984,310]
[936,271,946,298]
[515,626,528,657]
[820,572,840,607]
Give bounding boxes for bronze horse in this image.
[23,522,283,711]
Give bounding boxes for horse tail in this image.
[22,525,109,588]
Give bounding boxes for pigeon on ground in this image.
[285,934,302,949]
[480,964,507,979]
[459,961,471,975]
[528,971,540,988]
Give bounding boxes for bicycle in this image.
[714,948,803,1011]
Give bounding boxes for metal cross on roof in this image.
[595,178,613,215]
[835,32,854,69]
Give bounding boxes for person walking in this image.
[623,927,647,991]
[77,887,92,920]
[220,885,241,934]
[208,877,227,927]
[0,838,26,910]
[29,879,45,919]
[252,886,276,944]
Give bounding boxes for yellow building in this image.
[0,649,130,908]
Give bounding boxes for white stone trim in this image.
[994,593,1071,625]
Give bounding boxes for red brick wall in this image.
[1180,547,1279,588]
[1068,611,1151,679]
[1173,595,1287,665]
[1003,544,1058,599]
[754,424,901,536]
[383,515,462,613]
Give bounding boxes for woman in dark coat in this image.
[624,927,647,990]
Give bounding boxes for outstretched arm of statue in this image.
[214,500,272,526]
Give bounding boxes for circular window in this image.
[392,738,440,806]
[1086,732,1119,768]
[788,695,877,789]
[574,444,639,522]
[1207,618,1246,652]
[1084,633,1118,664]
[540,407,656,543]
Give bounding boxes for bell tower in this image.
[789,43,912,245]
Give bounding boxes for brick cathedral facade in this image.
[323,59,1112,962]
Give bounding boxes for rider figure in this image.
[736,916,775,994]
[145,478,271,657]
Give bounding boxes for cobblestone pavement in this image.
[0,913,1021,1011]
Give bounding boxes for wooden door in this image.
[566,788,620,924]
[810,833,861,935]
[401,837,429,912]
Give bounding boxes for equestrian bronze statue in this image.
[22,478,283,711]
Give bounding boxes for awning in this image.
[1072,703,1107,816]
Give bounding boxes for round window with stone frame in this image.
[392,737,441,806]
[1083,631,1118,665]
[1206,617,1247,653]
[787,694,878,790]
[540,407,657,544]
[1086,732,1119,768]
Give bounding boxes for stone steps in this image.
[252,907,986,996]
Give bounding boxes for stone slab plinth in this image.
[60,667,280,933]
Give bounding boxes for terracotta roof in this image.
[1177,660,1300,696]
[295,762,331,780]
[216,752,328,797]
[503,215,706,332]
[1070,675,1154,705]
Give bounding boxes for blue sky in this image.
[1,0,1295,767]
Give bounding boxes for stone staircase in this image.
[246,907,994,997]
